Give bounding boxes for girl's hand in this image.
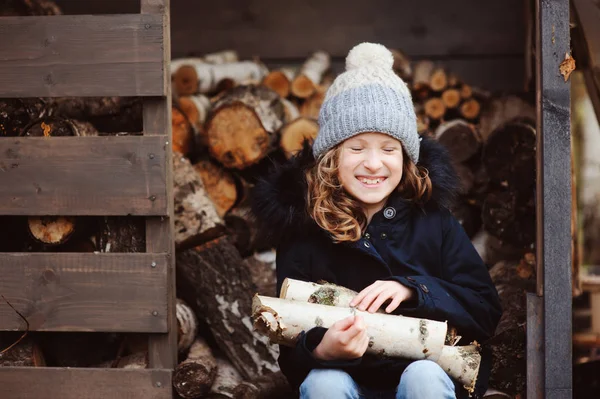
[350,280,415,314]
[312,315,369,361]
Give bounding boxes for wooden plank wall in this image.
[0,15,165,97]
[0,136,168,216]
[54,0,526,92]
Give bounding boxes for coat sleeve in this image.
[275,234,362,390]
[389,211,502,341]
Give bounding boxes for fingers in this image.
[350,281,383,307]
[367,289,396,313]
[331,315,356,332]
[385,294,404,313]
[355,284,388,312]
[343,315,366,340]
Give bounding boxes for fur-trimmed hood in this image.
[251,135,460,243]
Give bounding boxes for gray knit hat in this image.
[313,42,419,163]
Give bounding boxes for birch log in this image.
[278,278,481,393]
[291,51,331,98]
[262,68,296,98]
[173,153,226,250]
[210,357,244,399]
[252,295,447,362]
[173,337,217,399]
[174,61,269,96]
[176,298,198,353]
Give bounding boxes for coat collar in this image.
[250,135,460,244]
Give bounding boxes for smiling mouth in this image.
[356,176,387,185]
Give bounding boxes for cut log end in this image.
[435,120,481,163]
[28,216,76,245]
[208,104,272,169]
[425,98,446,120]
[194,159,238,218]
[174,65,199,96]
[291,74,317,98]
[263,70,292,98]
[460,99,482,120]
[280,118,319,158]
[441,89,461,109]
[430,68,448,92]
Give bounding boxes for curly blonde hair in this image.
[305,144,432,243]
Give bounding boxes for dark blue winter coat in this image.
[251,137,502,398]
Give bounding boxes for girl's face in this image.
[338,132,404,213]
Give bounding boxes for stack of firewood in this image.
[167,48,537,398]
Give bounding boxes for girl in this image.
[252,43,502,399]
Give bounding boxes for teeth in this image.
[359,178,382,185]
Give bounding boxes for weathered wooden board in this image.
[0,14,165,97]
[0,136,168,216]
[169,0,524,59]
[0,253,168,332]
[535,0,572,397]
[0,368,172,399]
[142,0,178,371]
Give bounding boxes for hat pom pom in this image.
[346,42,394,71]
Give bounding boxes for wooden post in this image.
[532,0,572,397]
[142,0,178,372]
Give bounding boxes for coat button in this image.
[419,284,429,293]
[364,241,371,248]
[380,233,387,239]
[383,207,396,219]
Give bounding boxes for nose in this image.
[363,149,383,171]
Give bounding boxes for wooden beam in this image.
[535,0,572,398]
[0,253,168,332]
[1,367,171,399]
[142,0,177,371]
[527,293,544,399]
[169,0,525,59]
[0,136,168,216]
[0,14,165,97]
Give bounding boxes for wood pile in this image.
[0,3,537,391]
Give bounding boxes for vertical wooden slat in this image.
[141,0,177,370]
[535,0,572,398]
[527,293,544,399]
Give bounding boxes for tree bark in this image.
[434,120,481,163]
[233,371,293,399]
[173,337,217,399]
[95,216,145,253]
[173,61,268,96]
[482,119,536,191]
[176,298,199,354]
[481,190,535,247]
[0,335,45,367]
[194,158,239,218]
[206,85,285,169]
[173,153,226,250]
[176,236,279,379]
[209,357,244,398]
[478,95,536,142]
[486,254,536,397]
[291,51,331,98]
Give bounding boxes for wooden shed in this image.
[0,0,574,398]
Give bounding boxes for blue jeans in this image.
[299,360,456,399]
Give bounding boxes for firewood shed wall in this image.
[55,0,527,92]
